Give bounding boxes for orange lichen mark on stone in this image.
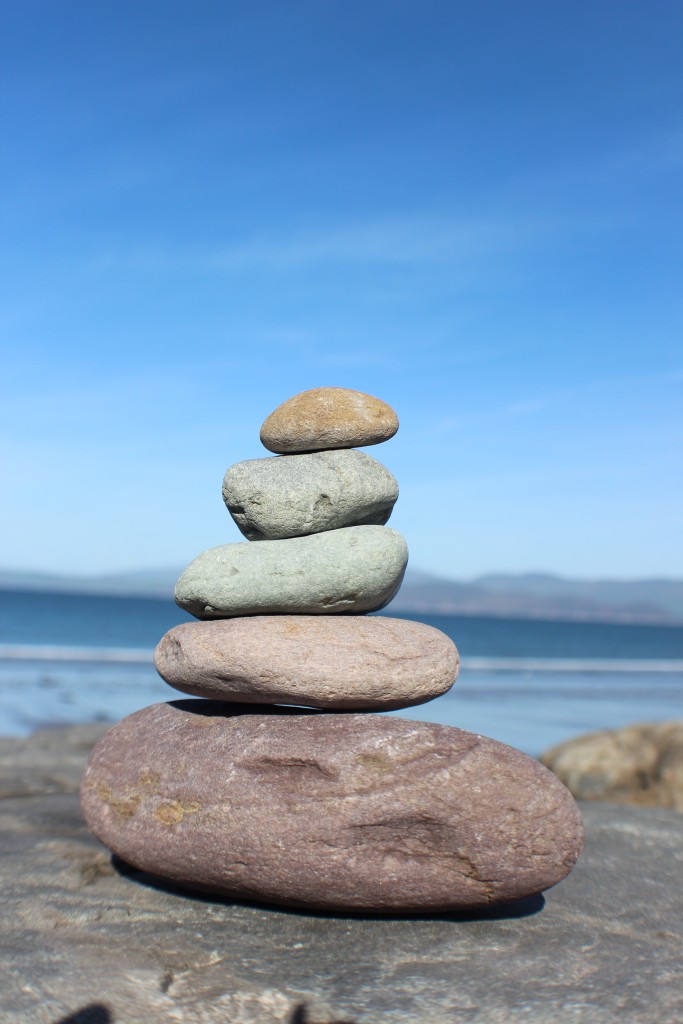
[154,799,202,826]
[137,769,161,790]
[282,620,307,636]
[90,780,142,818]
[356,751,391,774]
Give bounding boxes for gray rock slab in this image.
[222,449,399,540]
[175,525,408,619]
[1,725,681,1023]
[80,702,583,911]
[0,723,109,798]
[154,615,459,710]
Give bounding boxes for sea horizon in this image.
[3,565,683,627]
[1,588,681,752]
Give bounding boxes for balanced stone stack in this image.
[81,387,584,912]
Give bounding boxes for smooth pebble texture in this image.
[222,449,398,540]
[154,615,459,710]
[80,701,584,912]
[260,387,398,453]
[175,525,408,619]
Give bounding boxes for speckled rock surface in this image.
[260,387,399,453]
[0,722,108,798]
[541,720,683,811]
[222,449,399,540]
[175,525,408,619]
[2,725,683,1023]
[154,615,459,710]
[80,701,583,912]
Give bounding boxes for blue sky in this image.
[1,1,681,579]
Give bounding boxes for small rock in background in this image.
[223,449,399,540]
[540,721,683,811]
[154,615,459,710]
[174,525,408,619]
[260,386,399,453]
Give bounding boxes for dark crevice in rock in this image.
[159,968,175,994]
[243,756,338,780]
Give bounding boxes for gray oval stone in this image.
[222,449,399,541]
[175,526,408,619]
[154,615,459,710]
[80,701,584,912]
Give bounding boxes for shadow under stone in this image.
[112,855,545,922]
[55,1006,112,1024]
[289,1003,358,1024]
[167,698,385,718]
[169,699,324,719]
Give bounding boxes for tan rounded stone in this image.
[154,615,459,710]
[260,387,399,453]
[80,701,584,912]
[540,721,683,811]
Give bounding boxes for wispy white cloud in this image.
[582,126,683,180]
[205,215,541,270]
[85,209,574,282]
[432,365,683,434]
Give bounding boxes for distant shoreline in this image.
[2,641,683,673]
[2,582,683,629]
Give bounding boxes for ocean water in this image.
[1,589,681,754]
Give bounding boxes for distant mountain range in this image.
[2,567,682,626]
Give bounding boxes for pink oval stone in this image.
[81,702,584,912]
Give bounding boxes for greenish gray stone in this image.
[175,525,408,619]
[222,449,399,540]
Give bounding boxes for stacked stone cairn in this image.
[81,387,584,912]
